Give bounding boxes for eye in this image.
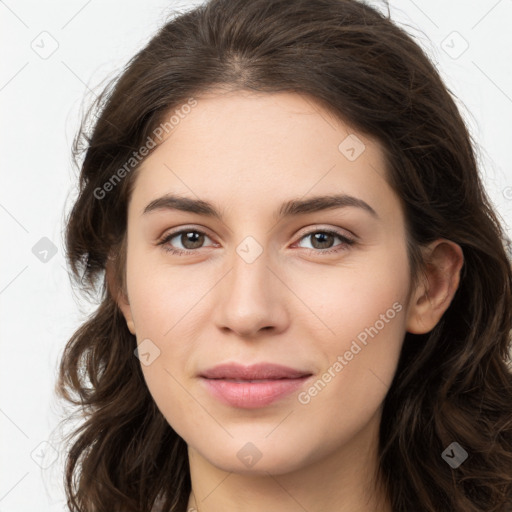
[158,228,216,255]
[294,229,355,255]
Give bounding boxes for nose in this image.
[212,248,289,338]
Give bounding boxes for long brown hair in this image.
[55,0,512,510]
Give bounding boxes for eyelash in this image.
[157,227,355,256]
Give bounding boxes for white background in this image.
[1,0,511,510]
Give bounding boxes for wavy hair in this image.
[55,0,512,510]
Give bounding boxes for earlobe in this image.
[114,285,137,336]
[118,300,136,335]
[126,319,136,335]
[105,252,136,335]
[406,239,464,334]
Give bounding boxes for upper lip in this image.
[200,363,312,380]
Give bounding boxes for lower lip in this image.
[201,376,311,409]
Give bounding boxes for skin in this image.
[111,90,463,512]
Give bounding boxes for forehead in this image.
[129,90,397,221]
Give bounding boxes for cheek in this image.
[130,285,199,438]
[126,243,208,339]
[296,242,410,405]
[129,270,201,374]
[292,277,408,448]
[125,254,203,423]
[294,239,409,344]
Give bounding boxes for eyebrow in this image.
[142,193,379,220]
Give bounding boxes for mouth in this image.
[199,362,312,380]
[199,363,313,408]
[212,378,301,383]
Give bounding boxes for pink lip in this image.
[199,363,313,409]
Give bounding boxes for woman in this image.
[56,0,512,510]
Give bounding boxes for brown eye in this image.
[295,229,355,255]
[310,232,336,249]
[176,231,205,250]
[159,229,214,255]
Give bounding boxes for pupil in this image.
[183,231,203,249]
[313,233,332,249]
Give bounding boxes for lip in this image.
[200,362,311,380]
[199,363,313,409]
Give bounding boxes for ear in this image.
[406,239,464,334]
[105,254,136,335]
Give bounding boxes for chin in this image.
[192,435,320,476]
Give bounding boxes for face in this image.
[118,90,417,475]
